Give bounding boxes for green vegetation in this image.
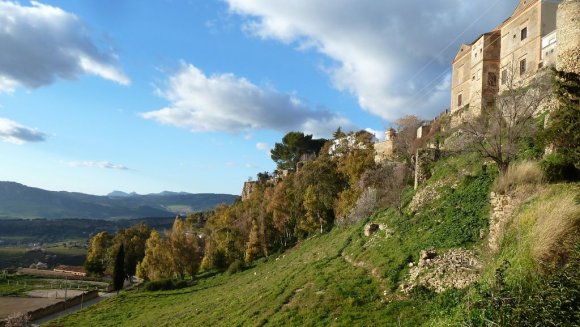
[0,275,107,296]
[41,71,580,326]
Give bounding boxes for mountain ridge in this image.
[0,181,238,220]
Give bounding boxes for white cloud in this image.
[365,128,385,142]
[0,117,47,144]
[141,63,354,137]
[0,1,129,92]
[66,160,131,170]
[226,0,517,120]
[256,142,270,151]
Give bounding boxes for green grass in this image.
[49,224,452,327]
[47,157,578,327]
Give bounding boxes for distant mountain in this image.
[0,182,238,220]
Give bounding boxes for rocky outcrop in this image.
[363,223,392,237]
[401,249,481,294]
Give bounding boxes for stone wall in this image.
[488,192,519,252]
[557,0,580,74]
[413,148,438,189]
[374,139,395,163]
[0,290,99,326]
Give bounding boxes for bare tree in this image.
[394,115,423,163]
[463,67,552,173]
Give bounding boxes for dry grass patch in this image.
[531,188,580,268]
[493,161,544,194]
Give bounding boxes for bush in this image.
[227,259,244,275]
[493,161,544,194]
[541,153,580,182]
[144,278,190,292]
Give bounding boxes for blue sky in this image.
[0,0,518,195]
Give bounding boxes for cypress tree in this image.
[113,244,125,294]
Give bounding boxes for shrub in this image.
[493,161,544,194]
[227,259,244,275]
[541,153,580,182]
[144,278,190,292]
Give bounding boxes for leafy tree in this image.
[296,156,344,234]
[169,217,203,279]
[270,132,326,170]
[84,231,112,276]
[541,68,580,180]
[202,204,245,270]
[113,223,150,280]
[244,219,261,263]
[334,130,377,220]
[140,230,173,280]
[267,179,302,248]
[113,244,125,293]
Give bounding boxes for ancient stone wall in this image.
[557,0,580,74]
[488,192,519,252]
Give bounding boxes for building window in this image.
[521,27,528,41]
[457,94,463,107]
[520,58,527,75]
[488,72,497,87]
[501,69,508,85]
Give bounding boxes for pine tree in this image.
[113,244,125,294]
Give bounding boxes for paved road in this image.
[30,292,116,326]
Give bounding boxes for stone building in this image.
[450,0,569,124]
[451,30,501,122]
[498,0,559,90]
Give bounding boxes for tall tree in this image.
[270,132,327,170]
[394,115,422,163]
[84,231,112,276]
[113,244,125,294]
[169,217,203,279]
[139,230,173,281]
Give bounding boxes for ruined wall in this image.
[374,139,394,163]
[488,192,519,252]
[557,0,580,74]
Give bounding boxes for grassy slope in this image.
[48,155,579,326]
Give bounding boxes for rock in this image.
[364,223,380,236]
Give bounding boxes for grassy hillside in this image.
[47,156,579,326]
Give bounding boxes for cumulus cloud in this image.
[66,161,131,170]
[141,63,353,137]
[0,1,129,92]
[226,0,517,120]
[0,117,47,144]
